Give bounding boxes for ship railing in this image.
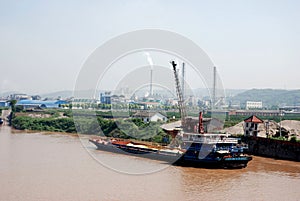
[182,137,238,144]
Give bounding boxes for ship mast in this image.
[170,61,187,129]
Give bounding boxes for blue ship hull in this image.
[89,139,252,169]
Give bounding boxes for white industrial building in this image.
[246,101,263,110]
[132,111,168,123]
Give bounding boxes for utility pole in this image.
[265,120,269,138]
[279,109,284,137]
[212,66,216,109]
[150,67,153,96]
[182,62,185,100]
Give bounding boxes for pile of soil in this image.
[223,120,300,139]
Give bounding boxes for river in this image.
[0,125,299,201]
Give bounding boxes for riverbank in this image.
[244,136,300,161]
[9,110,171,144]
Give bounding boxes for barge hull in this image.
[89,140,182,163]
[89,140,252,168]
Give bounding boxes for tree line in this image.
[11,114,170,144]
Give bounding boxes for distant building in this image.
[31,95,41,100]
[165,98,178,106]
[280,106,300,114]
[184,117,224,133]
[100,92,111,104]
[228,100,241,109]
[186,96,197,106]
[111,94,126,103]
[244,115,263,137]
[0,101,9,107]
[139,101,161,109]
[71,98,97,109]
[132,111,168,123]
[246,101,263,110]
[16,100,68,109]
[229,110,280,117]
[9,94,31,100]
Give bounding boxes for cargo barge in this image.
[89,131,252,168]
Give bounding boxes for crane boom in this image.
[170,61,187,129]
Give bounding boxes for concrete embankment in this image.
[243,136,300,161]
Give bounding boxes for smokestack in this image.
[150,67,153,96]
[182,62,185,100]
[212,66,216,108]
[145,52,154,97]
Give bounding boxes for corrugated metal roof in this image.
[16,100,68,108]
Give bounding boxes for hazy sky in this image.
[0,0,299,94]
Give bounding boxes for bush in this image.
[11,114,169,144]
[290,136,297,143]
[12,116,76,133]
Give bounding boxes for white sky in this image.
[0,0,299,94]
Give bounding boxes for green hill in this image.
[231,89,300,109]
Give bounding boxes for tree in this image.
[7,100,17,126]
[8,100,17,112]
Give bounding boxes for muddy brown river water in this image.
[0,125,299,201]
